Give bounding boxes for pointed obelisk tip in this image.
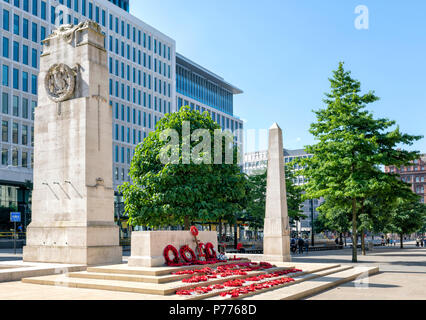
[270,123,281,130]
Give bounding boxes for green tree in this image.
[119,107,247,229]
[387,200,426,248]
[297,62,423,262]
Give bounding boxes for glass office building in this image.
[176,53,244,148]
[0,0,243,224]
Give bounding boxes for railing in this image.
[0,232,26,240]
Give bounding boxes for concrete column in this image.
[263,123,291,262]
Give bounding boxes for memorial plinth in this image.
[263,123,291,262]
[128,231,218,267]
[23,22,122,265]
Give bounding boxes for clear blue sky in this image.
[131,0,426,153]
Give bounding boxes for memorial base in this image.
[128,231,218,267]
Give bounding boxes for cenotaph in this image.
[23,22,122,265]
[262,123,291,262]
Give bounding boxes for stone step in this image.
[240,266,379,300]
[85,259,250,277]
[22,267,287,296]
[67,271,189,284]
[203,265,353,301]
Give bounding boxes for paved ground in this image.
[0,244,424,300]
[291,243,426,300]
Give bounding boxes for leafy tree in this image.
[297,62,423,262]
[119,107,247,229]
[387,200,426,248]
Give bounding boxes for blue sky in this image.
[131,0,426,153]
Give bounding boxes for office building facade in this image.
[0,0,243,224]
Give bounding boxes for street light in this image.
[310,198,315,247]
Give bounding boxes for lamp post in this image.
[310,198,315,247]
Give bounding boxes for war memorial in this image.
[0,23,380,300]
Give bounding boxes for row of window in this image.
[176,65,233,116]
[402,176,426,183]
[1,62,37,94]
[1,92,36,119]
[2,9,46,44]
[112,102,167,126]
[1,118,33,146]
[108,53,171,81]
[114,166,130,182]
[109,81,171,112]
[114,144,134,165]
[177,97,242,132]
[2,40,38,68]
[0,145,32,168]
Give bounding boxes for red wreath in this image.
[163,245,180,265]
[204,242,217,260]
[180,245,197,263]
[190,226,199,237]
[197,242,206,258]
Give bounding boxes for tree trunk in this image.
[344,233,347,247]
[352,198,358,262]
[339,233,343,246]
[361,230,366,255]
[218,219,222,242]
[184,217,190,230]
[400,234,404,249]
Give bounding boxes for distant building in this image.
[385,154,426,204]
[243,148,323,235]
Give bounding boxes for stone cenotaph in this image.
[262,123,291,262]
[23,22,122,265]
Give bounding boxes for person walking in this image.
[297,237,304,255]
[304,238,309,255]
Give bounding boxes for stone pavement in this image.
[289,243,425,300]
[0,244,424,300]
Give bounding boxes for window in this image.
[22,125,28,145]
[12,122,18,144]
[23,19,29,38]
[13,68,19,89]
[3,10,9,31]
[2,93,8,114]
[3,37,9,58]
[41,1,46,20]
[13,41,19,62]
[22,98,29,118]
[1,120,9,143]
[12,148,18,166]
[32,0,38,16]
[31,22,38,42]
[23,45,28,65]
[2,65,9,86]
[13,14,19,35]
[22,71,28,92]
[1,148,8,166]
[31,74,37,94]
[51,6,56,24]
[22,151,28,168]
[13,95,19,116]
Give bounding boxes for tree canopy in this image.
[119,106,247,229]
[296,62,423,262]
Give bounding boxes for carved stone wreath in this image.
[45,63,76,102]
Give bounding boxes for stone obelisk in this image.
[23,22,122,265]
[263,123,291,262]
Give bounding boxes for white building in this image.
[0,0,243,221]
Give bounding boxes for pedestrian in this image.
[416,237,420,247]
[304,238,309,254]
[297,237,304,254]
[335,237,339,245]
[421,238,424,247]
